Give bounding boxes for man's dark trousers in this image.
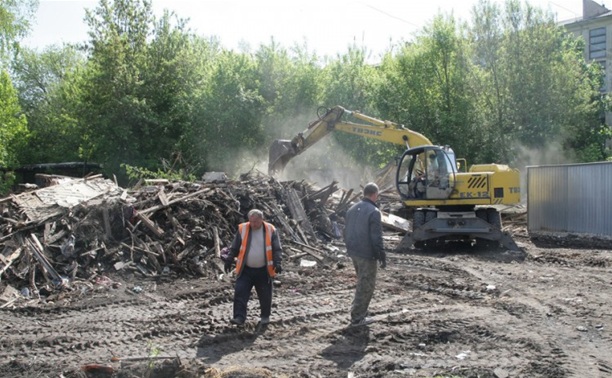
[233,266,272,320]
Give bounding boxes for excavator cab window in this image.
[396,146,456,200]
[397,149,429,200]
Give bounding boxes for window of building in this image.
[590,27,606,59]
[596,60,607,92]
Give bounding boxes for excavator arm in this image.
[268,106,433,175]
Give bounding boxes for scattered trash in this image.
[300,259,317,267]
[52,276,69,287]
[494,367,509,378]
[60,234,76,258]
[20,287,30,298]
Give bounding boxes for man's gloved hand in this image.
[224,260,233,274]
[274,263,282,275]
[378,250,387,269]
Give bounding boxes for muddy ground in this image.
[0,227,610,378]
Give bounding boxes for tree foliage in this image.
[377,15,479,163]
[2,0,609,188]
[470,0,608,164]
[0,69,27,166]
[80,0,208,181]
[0,0,37,64]
[189,50,265,173]
[11,45,85,163]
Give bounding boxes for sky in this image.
[23,0,599,58]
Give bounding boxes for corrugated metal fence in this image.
[527,162,612,237]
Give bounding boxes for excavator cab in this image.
[396,145,457,201]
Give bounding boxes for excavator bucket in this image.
[268,139,297,175]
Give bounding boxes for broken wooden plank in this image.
[27,234,61,283]
[0,247,22,278]
[102,207,112,238]
[135,211,164,238]
[139,187,213,215]
[158,188,169,206]
[308,181,339,204]
[213,226,221,258]
[294,223,310,246]
[284,187,316,240]
[381,211,410,233]
[46,229,67,245]
[291,241,324,261]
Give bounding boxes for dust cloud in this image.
[510,141,572,203]
[272,137,375,191]
[513,141,573,169]
[204,107,379,190]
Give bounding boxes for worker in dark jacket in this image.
[224,209,283,326]
[344,182,386,326]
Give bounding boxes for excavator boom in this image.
[268,106,432,175]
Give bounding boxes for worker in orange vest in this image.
[224,209,283,326]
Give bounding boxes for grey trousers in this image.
[350,255,378,323]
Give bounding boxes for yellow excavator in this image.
[269,106,521,250]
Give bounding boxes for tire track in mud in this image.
[396,250,612,377]
[361,253,573,377]
[2,248,609,377]
[0,285,236,367]
[195,255,568,376]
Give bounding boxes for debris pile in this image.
[0,172,355,307]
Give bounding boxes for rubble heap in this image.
[0,171,357,307]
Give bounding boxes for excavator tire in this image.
[413,210,425,231]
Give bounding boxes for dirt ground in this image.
[0,227,611,378]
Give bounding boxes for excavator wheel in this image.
[425,210,436,223]
[412,210,425,231]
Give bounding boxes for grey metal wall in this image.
[527,162,612,237]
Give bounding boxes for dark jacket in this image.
[343,198,384,260]
[228,221,283,277]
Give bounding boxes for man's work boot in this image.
[259,316,270,325]
[230,316,245,326]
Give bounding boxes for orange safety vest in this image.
[235,221,277,277]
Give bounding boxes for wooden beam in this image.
[139,187,212,216]
[135,211,164,238]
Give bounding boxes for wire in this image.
[362,3,419,28]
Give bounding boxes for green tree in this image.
[11,45,86,163]
[376,15,479,163]
[80,0,153,177]
[80,0,206,181]
[469,0,608,164]
[0,70,27,166]
[136,10,203,169]
[319,45,387,171]
[186,50,265,174]
[0,0,37,64]
[254,40,324,151]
